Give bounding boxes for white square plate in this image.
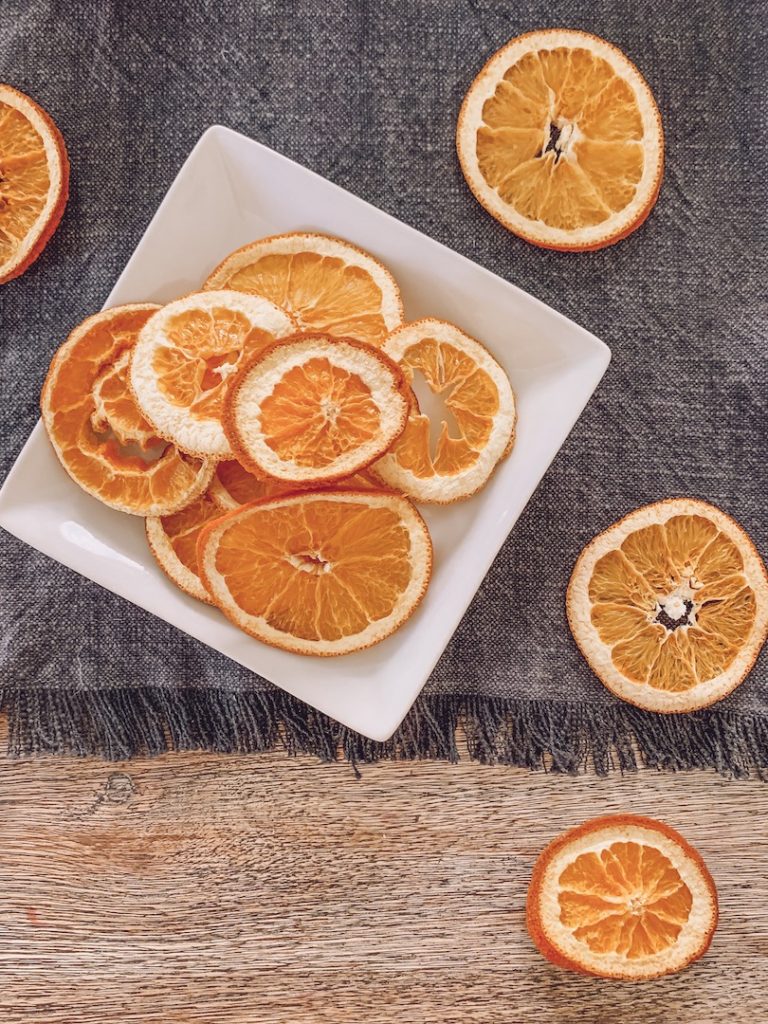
[0,126,609,742]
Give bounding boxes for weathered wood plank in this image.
[0,721,766,1023]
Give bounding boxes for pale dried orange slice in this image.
[41,305,215,516]
[567,499,768,712]
[527,815,718,981]
[204,232,403,346]
[224,333,409,485]
[457,29,664,250]
[198,490,432,656]
[0,84,69,283]
[130,290,296,459]
[209,459,381,511]
[370,319,516,503]
[146,493,224,603]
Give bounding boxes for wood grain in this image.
[0,720,766,1024]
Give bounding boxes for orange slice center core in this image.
[476,47,646,230]
[558,841,692,959]
[153,307,276,420]
[587,515,758,691]
[259,357,380,467]
[389,337,499,478]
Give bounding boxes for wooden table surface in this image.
[1,721,766,1024]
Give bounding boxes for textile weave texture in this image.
[1,0,766,774]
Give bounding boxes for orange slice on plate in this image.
[456,29,664,250]
[527,815,718,980]
[224,333,409,485]
[146,492,224,603]
[41,305,215,516]
[567,498,768,712]
[370,319,516,503]
[209,459,381,511]
[208,459,282,510]
[198,489,432,656]
[130,290,296,459]
[204,232,404,346]
[0,84,69,283]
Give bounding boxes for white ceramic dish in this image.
[0,126,610,741]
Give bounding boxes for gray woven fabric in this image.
[1,1,766,764]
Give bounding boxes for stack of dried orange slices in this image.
[40,232,517,656]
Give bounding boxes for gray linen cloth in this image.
[0,0,766,773]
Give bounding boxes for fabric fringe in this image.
[0,687,766,779]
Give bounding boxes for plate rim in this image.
[0,123,611,742]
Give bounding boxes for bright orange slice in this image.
[567,498,768,712]
[146,493,224,603]
[41,305,215,516]
[129,290,296,459]
[204,232,403,346]
[224,333,409,485]
[370,319,516,503]
[0,84,69,283]
[209,459,381,511]
[198,489,432,656]
[457,29,664,250]
[527,815,718,980]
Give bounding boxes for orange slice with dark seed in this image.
[457,29,664,250]
[567,498,768,711]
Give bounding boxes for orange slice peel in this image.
[146,492,224,603]
[209,459,382,511]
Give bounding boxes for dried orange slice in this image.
[567,499,768,712]
[457,29,664,250]
[224,333,409,485]
[527,815,718,981]
[130,290,296,459]
[204,232,403,346]
[41,305,215,516]
[370,319,516,503]
[146,493,224,603]
[0,84,69,283]
[198,490,432,656]
[209,459,381,511]
[208,460,282,510]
